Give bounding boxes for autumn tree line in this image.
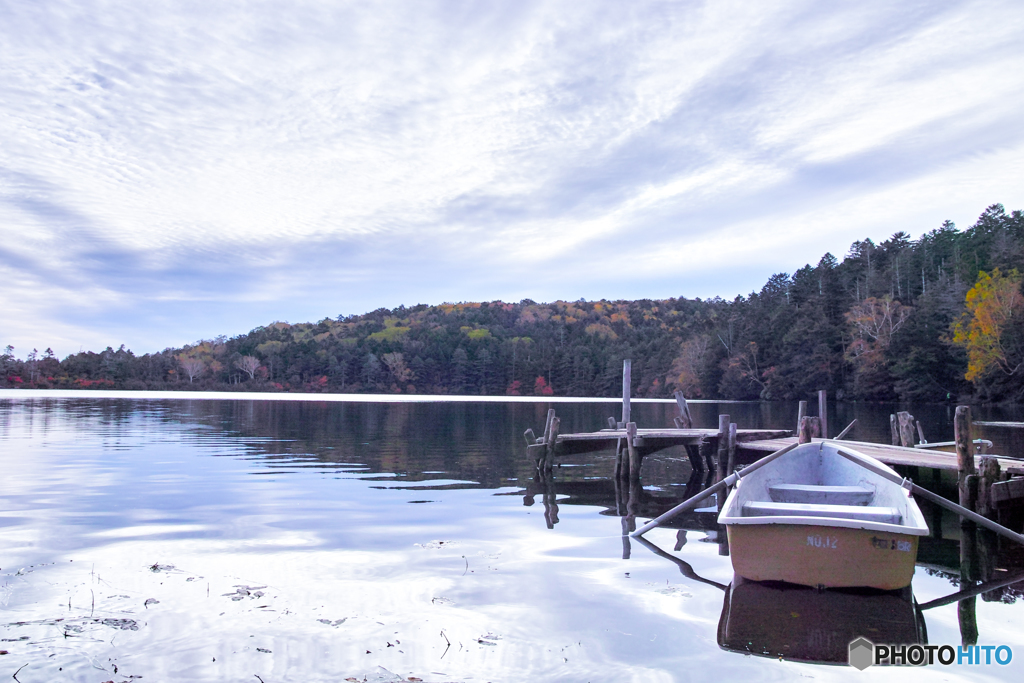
[3,204,1024,403]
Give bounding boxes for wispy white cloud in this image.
[2,0,1023,356]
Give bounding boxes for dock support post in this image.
[715,414,730,482]
[545,417,560,472]
[897,411,916,447]
[626,422,640,481]
[798,416,821,443]
[673,390,692,429]
[726,423,737,477]
[797,401,807,434]
[977,456,1001,519]
[621,359,631,428]
[890,414,900,446]
[956,405,977,515]
[818,390,828,439]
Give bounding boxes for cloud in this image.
[2,0,1023,356]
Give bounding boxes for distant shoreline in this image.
[0,389,756,404]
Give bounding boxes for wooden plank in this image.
[974,421,1024,428]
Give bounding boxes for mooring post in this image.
[545,417,560,472]
[897,411,916,448]
[621,359,631,428]
[890,414,900,446]
[726,423,737,478]
[818,390,828,439]
[715,414,730,482]
[797,401,807,434]
[625,422,640,481]
[977,456,1001,519]
[798,416,821,443]
[955,405,977,515]
[673,390,692,429]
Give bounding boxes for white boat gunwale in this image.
[718,441,930,537]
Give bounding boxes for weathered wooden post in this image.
[798,416,821,443]
[625,422,640,481]
[977,456,1001,519]
[715,414,730,482]
[545,416,560,472]
[621,359,632,428]
[673,390,692,429]
[726,423,738,478]
[955,406,976,514]
[890,414,900,446]
[897,411,916,448]
[818,390,828,439]
[797,401,807,433]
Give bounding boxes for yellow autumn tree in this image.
[952,268,1024,382]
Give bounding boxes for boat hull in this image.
[726,523,919,590]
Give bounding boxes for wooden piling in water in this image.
[818,390,828,439]
[673,390,692,429]
[544,415,560,472]
[956,406,977,515]
[715,414,730,482]
[797,401,807,433]
[726,422,737,477]
[798,416,821,444]
[890,414,900,446]
[977,456,1001,519]
[621,359,631,427]
[897,411,916,448]
[625,422,639,481]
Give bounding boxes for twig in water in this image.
[440,630,451,659]
[91,589,95,617]
[13,663,27,681]
[462,556,468,576]
[255,676,265,683]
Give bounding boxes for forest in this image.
[4,204,1024,403]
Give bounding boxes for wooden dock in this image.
[524,361,1024,523]
[735,437,1024,476]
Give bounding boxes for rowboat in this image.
[718,441,929,590]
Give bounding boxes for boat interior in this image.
[720,442,929,533]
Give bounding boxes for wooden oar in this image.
[631,442,800,537]
[834,446,1024,547]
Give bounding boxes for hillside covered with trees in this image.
[4,204,1024,403]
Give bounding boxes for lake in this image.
[2,393,1023,682]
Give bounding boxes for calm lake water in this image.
[2,394,1024,682]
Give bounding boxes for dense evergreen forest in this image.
[4,204,1024,403]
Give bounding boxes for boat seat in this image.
[768,484,874,506]
[742,501,902,525]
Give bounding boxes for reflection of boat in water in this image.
[718,577,926,664]
[719,442,929,590]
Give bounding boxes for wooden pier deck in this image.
[549,428,793,456]
[735,436,1024,476]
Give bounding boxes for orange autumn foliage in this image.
[952,268,1024,382]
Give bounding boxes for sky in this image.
[3,0,1024,358]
